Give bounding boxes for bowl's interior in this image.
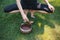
[21,23,31,30]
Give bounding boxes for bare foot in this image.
[29,21,34,24]
[31,15,35,18]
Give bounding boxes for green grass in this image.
[0,0,60,40]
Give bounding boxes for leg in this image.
[24,10,29,15]
[29,3,54,14]
[4,4,29,14]
[9,9,29,14]
[9,10,19,13]
[36,3,54,13]
[30,10,35,18]
[4,4,19,13]
[33,10,48,14]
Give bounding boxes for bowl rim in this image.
[20,27,32,32]
[20,22,32,33]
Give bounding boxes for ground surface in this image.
[0,0,60,40]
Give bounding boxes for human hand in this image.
[48,4,55,12]
[23,15,29,22]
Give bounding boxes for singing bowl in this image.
[20,23,32,33]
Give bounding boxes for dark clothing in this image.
[21,0,37,5]
[21,0,37,10]
[4,0,53,13]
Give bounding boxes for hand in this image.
[48,4,55,12]
[23,17,34,24]
[23,15,29,22]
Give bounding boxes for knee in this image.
[4,6,11,13]
[4,7,9,13]
[4,9,8,13]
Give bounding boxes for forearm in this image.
[44,0,50,5]
[16,0,29,22]
[16,0,25,16]
[44,0,55,13]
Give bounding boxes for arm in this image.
[44,0,55,12]
[44,0,50,5]
[16,0,29,22]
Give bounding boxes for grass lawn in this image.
[0,0,60,40]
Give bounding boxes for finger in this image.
[53,7,55,11]
[52,7,55,12]
[49,7,53,11]
[23,18,29,23]
[29,21,34,24]
[51,7,54,10]
[23,19,26,22]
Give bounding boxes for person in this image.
[4,0,55,23]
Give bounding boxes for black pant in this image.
[4,3,53,13]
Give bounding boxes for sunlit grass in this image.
[41,25,55,40]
